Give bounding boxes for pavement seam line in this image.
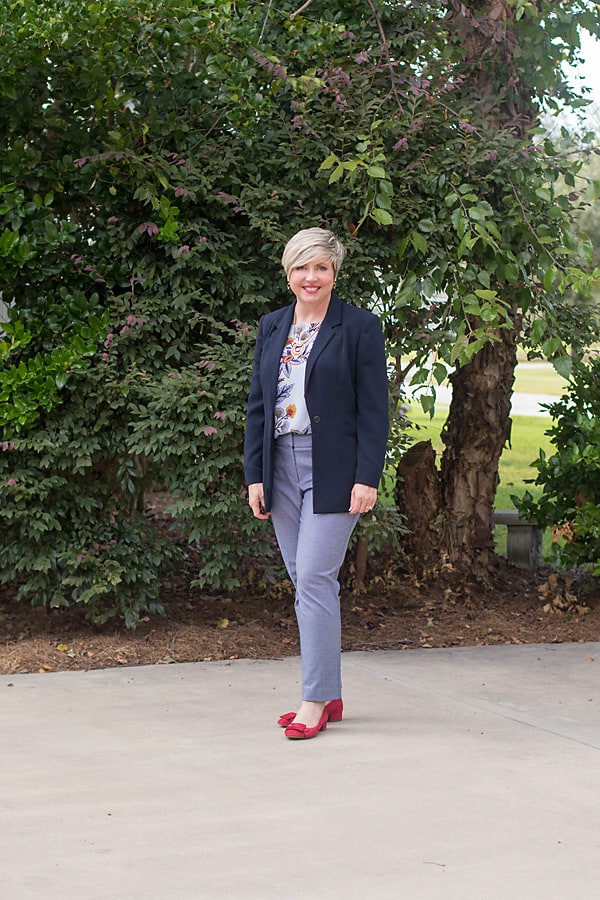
[347,659,600,751]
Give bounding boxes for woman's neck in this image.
[293,296,331,325]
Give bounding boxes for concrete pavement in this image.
[2,642,599,899]
[414,385,557,417]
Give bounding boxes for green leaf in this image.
[419,393,436,418]
[319,153,338,171]
[543,266,557,292]
[370,207,393,226]
[457,233,476,258]
[529,318,547,345]
[432,362,447,384]
[418,218,435,233]
[410,231,428,255]
[450,335,469,365]
[467,206,488,223]
[328,164,344,184]
[542,337,563,358]
[552,355,572,379]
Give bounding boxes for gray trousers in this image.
[270,433,358,701]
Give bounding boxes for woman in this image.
[244,227,388,740]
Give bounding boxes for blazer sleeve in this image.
[354,313,389,488]
[243,317,266,486]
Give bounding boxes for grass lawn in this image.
[403,406,556,559]
[512,361,567,396]
[405,408,553,506]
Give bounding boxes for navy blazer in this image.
[243,293,389,514]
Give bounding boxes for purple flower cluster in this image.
[74,150,134,168]
[316,65,351,111]
[231,318,251,337]
[393,116,425,153]
[70,254,107,284]
[138,221,159,236]
[102,316,147,360]
[217,192,246,215]
[167,151,189,168]
[118,315,147,337]
[177,237,206,256]
[252,51,287,80]
[291,115,318,137]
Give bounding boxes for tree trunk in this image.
[397,0,532,571]
[438,323,519,565]
[395,440,441,560]
[434,1,530,565]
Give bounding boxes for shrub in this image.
[126,316,277,591]
[0,441,178,627]
[515,355,600,574]
[0,313,278,622]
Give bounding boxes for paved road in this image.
[412,385,557,416]
[2,642,599,899]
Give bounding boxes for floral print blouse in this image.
[274,322,321,436]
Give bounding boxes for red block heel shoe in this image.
[277,698,343,728]
[284,708,329,740]
[325,698,343,722]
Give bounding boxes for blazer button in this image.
[313,416,321,424]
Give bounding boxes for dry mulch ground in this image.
[1,557,599,676]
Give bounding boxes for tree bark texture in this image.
[439,324,519,563]
[395,440,441,560]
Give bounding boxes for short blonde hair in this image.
[281,227,346,278]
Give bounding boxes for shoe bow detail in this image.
[284,709,329,740]
[277,698,343,728]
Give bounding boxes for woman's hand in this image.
[248,483,270,520]
[349,483,377,515]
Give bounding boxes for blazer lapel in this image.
[305,293,343,388]
[262,303,294,412]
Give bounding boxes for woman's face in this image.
[288,257,335,310]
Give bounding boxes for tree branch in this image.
[258,0,273,44]
[290,0,316,19]
[365,0,390,63]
